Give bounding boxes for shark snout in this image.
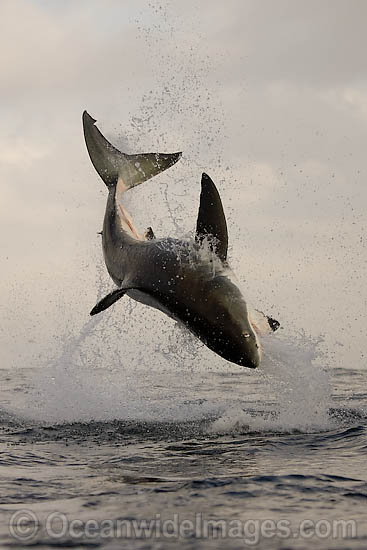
[236,329,261,368]
[238,350,260,369]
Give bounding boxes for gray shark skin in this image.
[83,111,279,368]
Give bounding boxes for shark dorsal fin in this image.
[196,173,228,262]
[83,111,181,188]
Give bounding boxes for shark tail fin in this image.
[82,111,181,188]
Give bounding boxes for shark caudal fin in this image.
[82,111,181,188]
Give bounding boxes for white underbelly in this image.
[126,289,178,321]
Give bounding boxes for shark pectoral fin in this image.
[82,110,181,188]
[249,308,281,334]
[195,173,228,262]
[90,288,128,316]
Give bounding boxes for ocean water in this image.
[1,315,366,550]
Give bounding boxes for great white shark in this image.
[83,111,279,368]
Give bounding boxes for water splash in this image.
[4,234,334,432]
[6,290,334,434]
[210,332,334,434]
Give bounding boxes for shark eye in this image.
[243,332,250,338]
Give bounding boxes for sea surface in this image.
[0,322,366,550]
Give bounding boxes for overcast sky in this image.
[1,0,366,371]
